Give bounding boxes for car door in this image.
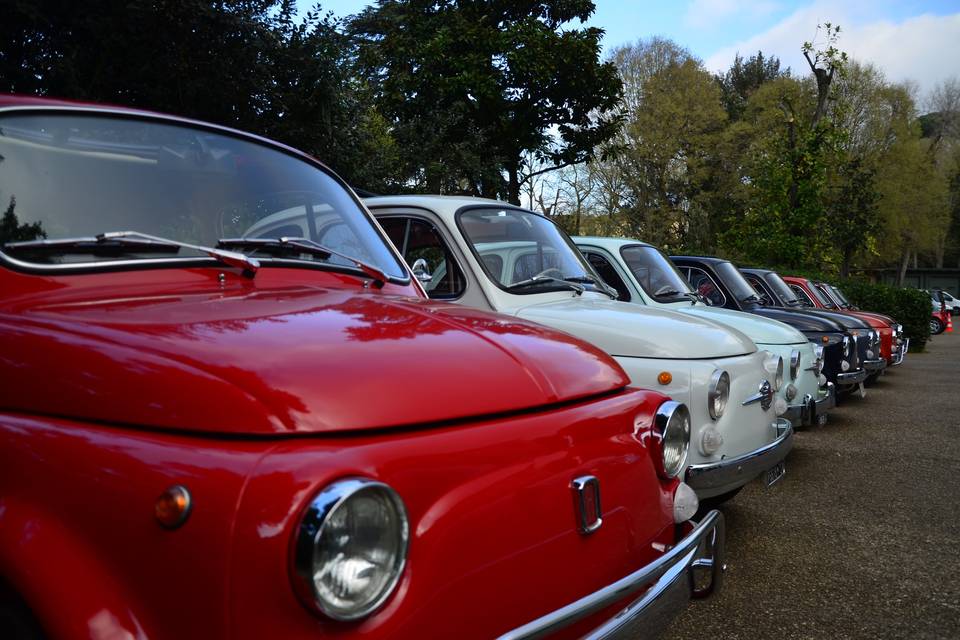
[375,211,494,310]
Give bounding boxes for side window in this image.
[745,275,774,305]
[583,251,631,302]
[790,284,814,306]
[687,267,726,307]
[382,217,466,299]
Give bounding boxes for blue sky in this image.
[299,1,960,96]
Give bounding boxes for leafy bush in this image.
[837,280,931,351]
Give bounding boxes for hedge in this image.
[836,279,931,352]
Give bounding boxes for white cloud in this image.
[703,2,960,98]
[684,0,781,30]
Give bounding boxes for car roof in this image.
[571,236,653,250]
[669,255,728,264]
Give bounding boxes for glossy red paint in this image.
[0,97,689,638]
[783,276,897,364]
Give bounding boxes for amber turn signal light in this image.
[657,371,672,385]
[821,336,830,343]
[155,484,192,529]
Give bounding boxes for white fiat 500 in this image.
[355,196,794,504]
[573,237,834,427]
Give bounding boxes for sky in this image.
[300,0,960,100]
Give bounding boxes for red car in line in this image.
[782,276,906,367]
[0,96,724,639]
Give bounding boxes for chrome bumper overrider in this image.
[685,422,794,492]
[863,357,886,372]
[891,338,909,366]
[835,368,867,385]
[496,511,725,640]
[783,382,835,426]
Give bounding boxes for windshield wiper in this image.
[741,294,763,305]
[217,237,389,287]
[505,275,585,295]
[564,275,617,299]
[4,231,260,276]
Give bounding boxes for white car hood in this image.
[514,297,756,359]
[669,304,807,346]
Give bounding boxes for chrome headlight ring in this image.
[707,370,730,421]
[291,478,409,621]
[653,401,691,479]
[789,349,801,380]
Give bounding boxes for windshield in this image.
[620,245,693,301]
[766,272,802,305]
[829,285,851,306]
[0,112,406,278]
[813,284,838,308]
[714,261,760,302]
[457,207,602,294]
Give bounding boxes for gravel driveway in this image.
[663,333,960,639]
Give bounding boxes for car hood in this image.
[669,304,806,345]
[794,307,872,330]
[848,310,895,326]
[0,284,629,435]
[748,306,846,332]
[512,296,756,359]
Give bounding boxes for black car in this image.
[739,268,885,381]
[671,256,868,396]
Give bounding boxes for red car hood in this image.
[848,310,895,326]
[0,283,627,435]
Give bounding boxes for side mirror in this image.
[411,257,433,284]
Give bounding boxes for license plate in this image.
[765,461,786,487]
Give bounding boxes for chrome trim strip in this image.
[863,358,886,372]
[496,511,725,640]
[685,422,794,491]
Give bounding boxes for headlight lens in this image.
[292,478,409,621]
[789,349,801,380]
[654,401,691,479]
[708,370,730,420]
[764,353,784,391]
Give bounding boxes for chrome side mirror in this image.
[411,258,433,284]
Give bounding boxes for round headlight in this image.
[789,349,801,380]
[708,370,730,420]
[292,478,409,621]
[654,401,691,479]
[764,354,784,391]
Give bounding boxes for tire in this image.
[931,318,945,335]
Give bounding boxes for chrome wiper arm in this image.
[564,275,617,299]
[5,231,259,276]
[98,231,259,275]
[217,236,389,287]
[505,275,585,295]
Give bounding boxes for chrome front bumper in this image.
[783,382,835,426]
[685,421,794,492]
[863,357,886,372]
[835,368,867,385]
[891,338,909,366]
[497,511,725,640]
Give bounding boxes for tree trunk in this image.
[506,161,521,206]
[897,248,911,286]
[840,249,852,279]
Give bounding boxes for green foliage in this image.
[351,0,622,203]
[838,279,931,350]
[715,51,789,121]
[0,197,46,244]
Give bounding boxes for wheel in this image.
[931,318,945,335]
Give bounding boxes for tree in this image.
[351,0,622,204]
[716,51,789,121]
[802,22,848,128]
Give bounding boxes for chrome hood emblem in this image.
[571,476,602,534]
[742,380,773,411]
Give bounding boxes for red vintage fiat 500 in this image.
[782,276,907,367]
[0,97,723,639]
